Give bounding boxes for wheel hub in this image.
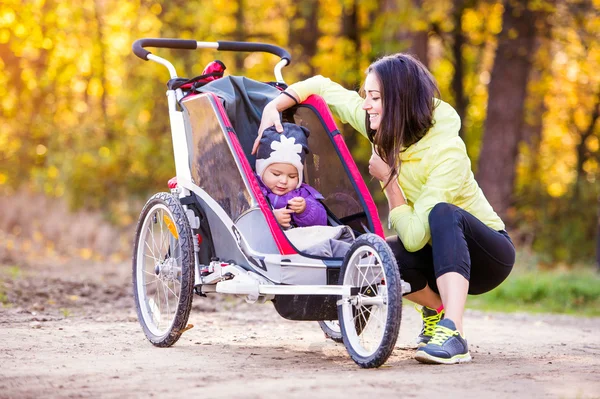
[155,258,179,281]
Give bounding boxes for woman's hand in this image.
[273,208,294,228]
[252,102,283,154]
[369,151,393,182]
[252,90,300,155]
[287,197,306,214]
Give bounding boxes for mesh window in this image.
[182,94,252,221]
[290,107,371,233]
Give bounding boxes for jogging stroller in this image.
[131,38,410,368]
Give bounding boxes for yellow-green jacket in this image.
[289,75,505,252]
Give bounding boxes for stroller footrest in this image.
[259,285,352,296]
[215,278,260,296]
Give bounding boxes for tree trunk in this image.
[339,0,362,153]
[476,0,538,221]
[450,0,467,138]
[597,191,600,271]
[288,0,319,79]
[342,0,360,85]
[573,93,600,199]
[379,0,429,65]
[234,0,246,71]
[406,0,429,67]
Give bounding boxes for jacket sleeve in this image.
[288,75,368,138]
[387,143,471,252]
[293,196,328,227]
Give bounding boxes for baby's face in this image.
[262,163,299,195]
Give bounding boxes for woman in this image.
[254,53,515,365]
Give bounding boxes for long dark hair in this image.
[363,53,440,188]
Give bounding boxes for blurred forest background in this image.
[0,0,599,271]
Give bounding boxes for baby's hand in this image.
[274,208,294,228]
[287,197,306,214]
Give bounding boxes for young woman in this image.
[253,53,516,365]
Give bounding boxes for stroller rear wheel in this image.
[318,320,343,343]
[338,234,402,368]
[133,192,195,347]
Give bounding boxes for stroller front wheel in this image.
[338,234,402,368]
[132,192,195,347]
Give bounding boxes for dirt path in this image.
[1,261,599,399]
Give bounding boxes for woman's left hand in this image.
[369,152,392,182]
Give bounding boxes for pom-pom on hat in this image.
[255,123,310,189]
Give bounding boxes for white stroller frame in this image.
[131,38,408,368]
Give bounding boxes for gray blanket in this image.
[285,225,355,258]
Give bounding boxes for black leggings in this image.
[386,202,515,295]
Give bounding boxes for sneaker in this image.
[415,305,445,347]
[414,318,472,364]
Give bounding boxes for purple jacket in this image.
[256,175,328,227]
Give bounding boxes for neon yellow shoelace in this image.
[415,305,444,337]
[429,324,460,346]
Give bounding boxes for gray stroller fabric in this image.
[285,225,355,258]
[197,76,281,166]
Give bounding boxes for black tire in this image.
[337,234,402,368]
[318,320,343,343]
[132,192,195,347]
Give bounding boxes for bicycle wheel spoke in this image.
[358,307,369,345]
[361,304,385,333]
[149,221,162,261]
[144,238,157,261]
[161,280,171,324]
[356,255,376,289]
[348,249,388,351]
[159,209,165,255]
[165,282,180,300]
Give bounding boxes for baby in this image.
[255,123,327,229]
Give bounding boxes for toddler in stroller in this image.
[255,122,353,257]
[255,123,327,228]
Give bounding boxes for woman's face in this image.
[362,72,383,131]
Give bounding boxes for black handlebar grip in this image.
[132,38,198,60]
[217,41,291,63]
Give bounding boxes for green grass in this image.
[0,265,20,307]
[467,268,600,317]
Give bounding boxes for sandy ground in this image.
[1,259,599,399]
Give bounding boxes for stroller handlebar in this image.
[133,38,198,60]
[216,41,291,63]
[133,38,292,64]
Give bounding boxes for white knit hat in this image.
[255,123,310,189]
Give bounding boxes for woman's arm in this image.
[389,145,470,252]
[253,76,367,154]
[257,90,299,133]
[288,76,366,136]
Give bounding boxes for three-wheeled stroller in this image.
[131,38,410,368]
